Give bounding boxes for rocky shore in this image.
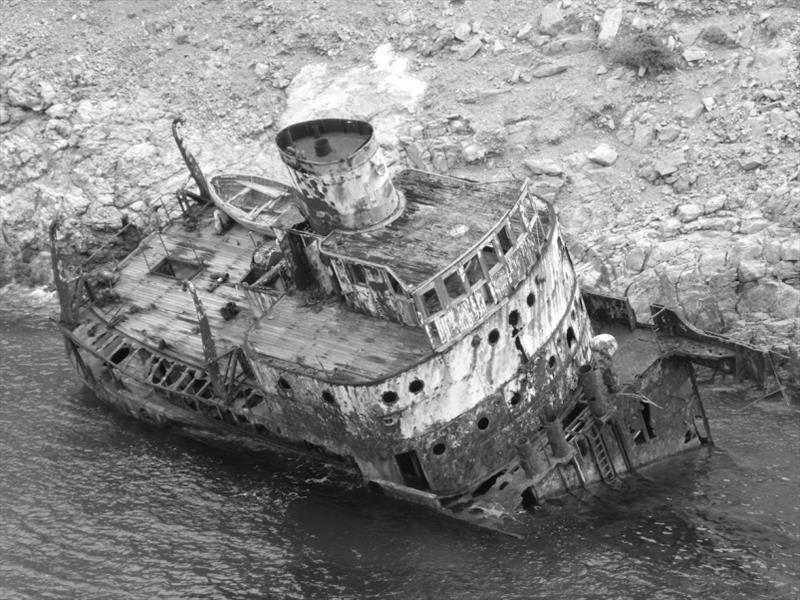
[1,0,798,383]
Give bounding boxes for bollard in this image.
[541,415,572,459]
[579,363,611,418]
[515,437,548,478]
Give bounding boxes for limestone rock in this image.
[740,280,800,319]
[523,158,564,176]
[598,4,623,47]
[703,194,726,214]
[174,24,189,44]
[780,239,800,261]
[539,3,565,36]
[458,38,483,61]
[516,22,533,40]
[738,156,764,171]
[683,47,707,62]
[588,143,617,166]
[654,151,685,177]
[677,203,703,223]
[462,143,486,163]
[657,124,680,143]
[633,122,654,148]
[454,22,472,42]
[738,260,765,283]
[531,63,567,78]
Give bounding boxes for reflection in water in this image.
[0,313,797,599]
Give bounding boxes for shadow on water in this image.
[1,313,798,600]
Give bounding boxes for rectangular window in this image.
[509,207,526,238]
[480,242,500,271]
[443,271,466,300]
[464,254,484,287]
[350,263,367,284]
[497,226,513,254]
[422,288,442,315]
[386,273,404,295]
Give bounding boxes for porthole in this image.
[409,379,425,394]
[548,355,556,369]
[382,391,398,405]
[527,292,535,307]
[477,416,490,430]
[433,443,446,455]
[278,377,292,391]
[508,310,520,327]
[322,390,335,404]
[510,391,522,406]
[566,326,576,348]
[488,329,500,344]
[471,335,482,348]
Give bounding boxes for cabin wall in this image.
[329,258,418,326]
[240,225,594,494]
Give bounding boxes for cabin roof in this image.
[321,170,522,288]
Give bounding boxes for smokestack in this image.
[275,118,404,234]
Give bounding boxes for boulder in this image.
[523,158,564,176]
[539,3,565,36]
[588,143,618,166]
[738,156,765,171]
[677,203,703,222]
[598,4,623,47]
[458,38,483,61]
[454,22,472,41]
[531,63,568,78]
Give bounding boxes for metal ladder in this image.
[585,422,623,488]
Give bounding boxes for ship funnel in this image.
[276,118,404,234]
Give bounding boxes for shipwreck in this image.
[50,117,770,533]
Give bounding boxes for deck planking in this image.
[98,214,266,363]
[100,211,432,382]
[247,294,431,383]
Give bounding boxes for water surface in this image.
[1,313,797,599]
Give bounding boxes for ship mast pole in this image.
[182,280,226,400]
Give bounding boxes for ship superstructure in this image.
[51,117,769,532]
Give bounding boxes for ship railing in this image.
[54,191,202,320]
[411,181,555,348]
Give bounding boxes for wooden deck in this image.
[97,212,264,363]
[96,210,431,382]
[246,294,431,384]
[322,170,522,286]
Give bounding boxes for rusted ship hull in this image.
[53,261,745,534]
[50,116,771,534]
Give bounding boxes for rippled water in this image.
[1,313,798,599]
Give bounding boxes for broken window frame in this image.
[349,262,368,285]
[418,285,444,318]
[442,269,468,302]
[478,239,502,274]
[496,224,514,254]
